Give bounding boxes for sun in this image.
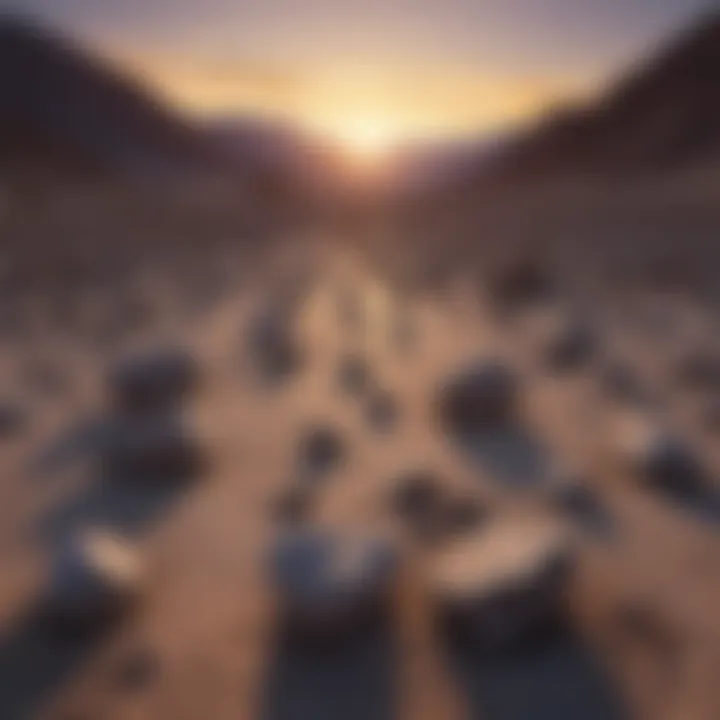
[333,118,398,161]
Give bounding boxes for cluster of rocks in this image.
[99,345,205,484]
[390,470,486,544]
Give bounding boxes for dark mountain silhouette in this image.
[0,14,232,179]
[483,11,720,182]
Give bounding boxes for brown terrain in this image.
[1,10,720,720]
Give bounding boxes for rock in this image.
[391,471,445,526]
[437,359,519,435]
[620,420,706,496]
[43,531,143,631]
[247,308,302,383]
[297,425,345,479]
[337,353,371,395]
[547,473,613,535]
[273,484,315,525]
[599,362,652,406]
[99,413,205,483]
[429,520,574,649]
[109,647,160,692]
[390,471,486,543]
[488,256,553,311]
[271,530,397,642]
[366,390,399,433]
[542,319,596,372]
[108,347,200,412]
[0,401,27,439]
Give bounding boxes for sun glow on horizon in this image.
[328,117,401,163]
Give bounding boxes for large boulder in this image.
[99,413,205,483]
[437,359,519,436]
[429,520,574,649]
[108,347,200,412]
[43,530,143,631]
[271,530,398,643]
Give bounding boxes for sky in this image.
[7,0,714,144]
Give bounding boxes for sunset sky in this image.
[12,0,713,144]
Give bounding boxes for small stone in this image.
[437,359,519,436]
[620,419,706,497]
[390,472,486,543]
[271,530,397,642]
[297,425,345,479]
[488,256,553,311]
[247,307,302,383]
[337,354,371,395]
[0,401,27,438]
[110,647,160,692]
[273,484,315,525]
[542,320,595,372]
[366,391,399,433]
[109,347,200,412]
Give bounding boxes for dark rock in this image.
[600,362,652,406]
[390,472,486,543]
[437,359,519,435]
[488,257,553,311]
[542,320,596,372]
[624,424,706,497]
[337,354,371,396]
[548,474,614,535]
[110,647,160,692]
[366,390,399,433]
[391,471,445,525]
[271,530,397,643]
[247,308,302,383]
[108,347,200,412]
[99,413,205,484]
[43,531,143,632]
[640,435,706,496]
[297,425,345,479]
[430,521,574,650]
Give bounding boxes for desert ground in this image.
[0,179,719,720]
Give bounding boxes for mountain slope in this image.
[485,11,720,182]
[0,15,226,179]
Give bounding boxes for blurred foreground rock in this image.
[271,530,398,643]
[429,519,574,649]
[43,530,143,631]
